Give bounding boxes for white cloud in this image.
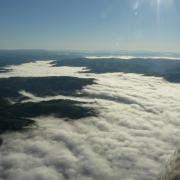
[1,62,180,179]
[0,60,89,78]
[85,56,180,60]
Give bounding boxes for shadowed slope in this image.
[55,57,180,83]
[0,76,94,101]
[0,98,96,134]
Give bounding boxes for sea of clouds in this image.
[85,56,180,60]
[1,60,180,180]
[0,60,88,78]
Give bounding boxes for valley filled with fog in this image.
[1,51,180,180]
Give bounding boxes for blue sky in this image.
[0,0,180,52]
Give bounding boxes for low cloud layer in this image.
[1,61,180,179]
[85,56,180,60]
[0,60,88,78]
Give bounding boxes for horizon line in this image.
[0,48,179,54]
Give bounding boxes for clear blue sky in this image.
[0,0,180,52]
